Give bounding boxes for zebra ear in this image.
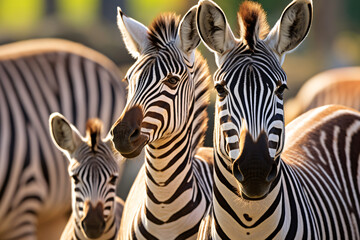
[49,113,82,157]
[197,0,236,65]
[265,0,313,64]
[117,7,150,59]
[176,6,200,56]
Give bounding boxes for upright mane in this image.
[86,118,103,152]
[148,13,180,49]
[237,1,269,50]
[191,51,211,157]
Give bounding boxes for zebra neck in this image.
[73,214,118,240]
[212,151,289,238]
[143,121,197,222]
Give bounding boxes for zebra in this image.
[196,0,359,239]
[0,38,127,240]
[110,6,214,239]
[49,113,124,240]
[285,67,360,124]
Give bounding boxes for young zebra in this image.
[0,39,126,240]
[285,67,360,124]
[49,113,124,240]
[196,0,352,238]
[111,6,213,240]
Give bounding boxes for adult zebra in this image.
[49,113,124,240]
[197,0,355,238]
[285,67,360,124]
[0,39,127,240]
[110,6,213,240]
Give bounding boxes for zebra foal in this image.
[49,113,124,240]
[0,39,126,240]
[110,6,213,240]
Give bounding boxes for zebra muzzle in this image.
[232,131,277,199]
[81,201,105,239]
[111,105,148,158]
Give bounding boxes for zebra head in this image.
[197,0,312,199]
[49,113,120,239]
[111,7,204,158]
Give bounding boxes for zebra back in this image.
[282,104,360,238]
[0,38,127,240]
[285,67,360,124]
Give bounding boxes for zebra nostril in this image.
[266,163,277,182]
[233,162,244,183]
[130,128,141,142]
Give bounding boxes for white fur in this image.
[175,6,200,60]
[197,0,237,66]
[265,0,313,64]
[49,112,83,158]
[117,7,150,59]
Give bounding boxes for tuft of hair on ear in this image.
[238,1,269,51]
[86,118,103,152]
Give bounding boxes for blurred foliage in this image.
[57,0,99,26]
[0,0,44,32]
[128,0,187,25]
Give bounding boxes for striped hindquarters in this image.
[283,105,360,239]
[0,39,126,239]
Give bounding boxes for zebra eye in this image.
[109,175,117,185]
[164,74,180,88]
[275,84,288,100]
[72,175,80,184]
[215,84,227,97]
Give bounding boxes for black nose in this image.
[232,131,277,199]
[111,106,143,152]
[81,202,105,239]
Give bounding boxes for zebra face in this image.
[111,7,201,158]
[212,46,287,199]
[49,113,120,238]
[69,154,119,239]
[197,0,312,199]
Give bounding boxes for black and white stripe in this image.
[111,7,213,240]
[195,0,358,239]
[49,114,124,240]
[0,39,126,240]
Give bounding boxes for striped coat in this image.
[0,39,126,240]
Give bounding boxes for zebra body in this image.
[111,7,213,239]
[195,0,359,239]
[49,113,124,240]
[0,39,126,240]
[285,67,360,124]
[282,105,360,239]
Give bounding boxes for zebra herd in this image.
[0,0,359,240]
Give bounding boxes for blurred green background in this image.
[1,0,359,199]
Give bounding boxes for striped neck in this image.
[143,100,196,222]
[212,148,288,239]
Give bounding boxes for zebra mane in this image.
[237,1,269,51]
[86,118,103,152]
[148,13,180,49]
[191,50,211,157]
